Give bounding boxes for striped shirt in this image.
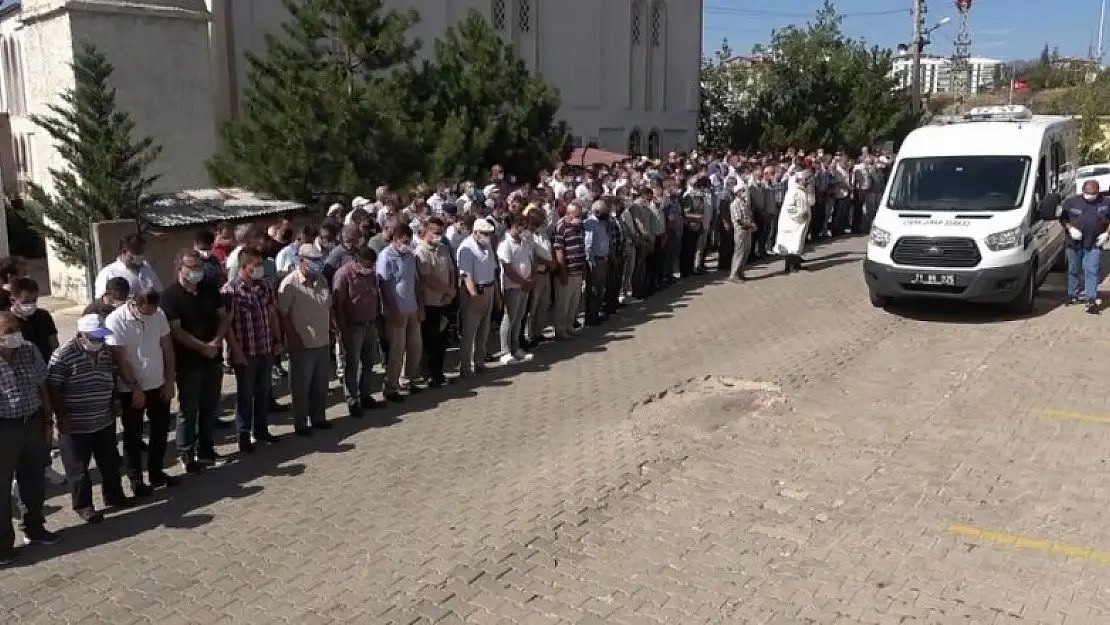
[46,339,117,434]
[553,218,587,276]
[0,343,45,420]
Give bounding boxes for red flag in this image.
[1011,79,1029,91]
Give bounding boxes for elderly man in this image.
[377,224,423,399]
[552,200,587,339]
[582,200,612,326]
[48,315,134,524]
[414,217,455,386]
[278,244,333,434]
[162,250,229,470]
[0,311,59,565]
[105,290,177,496]
[456,217,499,374]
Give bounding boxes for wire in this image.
[703,6,908,19]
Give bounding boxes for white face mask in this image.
[251,266,265,280]
[80,337,105,352]
[16,302,36,317]
[0,332,24,350]
[1084,193,1099,202]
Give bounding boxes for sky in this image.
[702,0,1105,62]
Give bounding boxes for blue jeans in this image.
[233,355,273,436]
[1066,246,1101,301]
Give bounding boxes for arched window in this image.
[491,0,507,32]
[517,0,532,33]
[631,0,644,45]
[647,130,661,159]
[0,37,9,112]
[627,128,642,156]
[650,0,664,47]
[13,39,25,115]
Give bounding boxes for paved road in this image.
[5,236,1110,624]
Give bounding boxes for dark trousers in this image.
[585,260,609,324]
[233,355,274,437]
[376,316,390,367]
[854,192,878,233]
[680,226,701,275]
[809,198,828,239]
[647,237,666,292]
[717,225,735,272]
[176,361,222,461]
[59,424,124,511]
[832,198,852,235]
[605,256,622,314]
[122,389,171,482]
[758,213,778,256]
[421,304,450,381]
[0,410,47,549]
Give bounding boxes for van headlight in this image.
[985,226,1022,251]
[868,226,891,248]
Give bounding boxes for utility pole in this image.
[910,0,927,116]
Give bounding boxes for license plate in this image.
[909,272,956,286]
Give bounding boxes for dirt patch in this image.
[634,375,785,438]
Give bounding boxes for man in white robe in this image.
[774,169,816,274]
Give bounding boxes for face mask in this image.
[127,254,145,267]
[197,249,211,259]
[16,302,36,317]
[521,231,534,241]
[185,270,204,284]
[0,332,24,350]
[395,243,412,255]
[476,234,491,246]
[304,261,324,275]
[425,238,440,248]
[1085,193,1098,202]
[80,337,104,352]
[356,265,373,275]
[250,266,265,280]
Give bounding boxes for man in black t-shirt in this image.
[161,250,228,471]
[10,277,57,362]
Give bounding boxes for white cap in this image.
[76,314,112,339]
[327,202,344,216]
[351,196,370,209]
[298,243,324,260]
[473,218,496,233]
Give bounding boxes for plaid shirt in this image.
[221,277,276,358]
[0,343,45,420]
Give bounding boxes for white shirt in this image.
[275,243,299,274]
[550,179,567,199]
[94,259,162,299]
[496,235,534,290]
[575,183,593,202]
[455,236,498,285]
[532,231,553,263]
[105,304,171,391]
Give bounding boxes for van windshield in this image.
[887,155,1031,211]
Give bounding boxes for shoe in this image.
[269,400,289,412]
[22,526,60,545]
[214,419,233,430]
[1087,302,1100,315]
[254,432,281,444]
[312,421,333,431]
[44,466,67,486]
[512,351,534,363]
[499,353,520,366]
[383,391,405,403]
[238,433,255,454]
[103,493,136,508]
[149,473,179,488]
[197,450,222,467]
[0,548,15,566]
[129,478,153,498]
[361,396,384,410]
[294,427,313,437]
[348,403,363,419]
[179,459,203,474]
[76,508,104,524]
[427,377,449,389]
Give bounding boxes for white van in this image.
[864,105,1075,314]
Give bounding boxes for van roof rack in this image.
[961,105,1034,122]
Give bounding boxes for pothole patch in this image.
[635,375,785,436]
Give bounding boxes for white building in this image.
[890,53,1002,95]
[209,0,701,157]
[0,0,701,298]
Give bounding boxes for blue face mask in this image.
[305,260,324,275]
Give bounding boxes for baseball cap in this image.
[473,218,496,233]
[76,314,112,339]
[298,243,324,260]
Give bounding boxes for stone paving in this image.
[5,236,1110,624]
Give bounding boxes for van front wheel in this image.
[1008,261,1038,316]
[869,290,890,309]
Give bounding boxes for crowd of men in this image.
[0,146,890,564]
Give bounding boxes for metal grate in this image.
[517,0,531,33]
[650,1,663,46]
[631,0,643,44]
[491,0,507,32]
[890,236,982,269]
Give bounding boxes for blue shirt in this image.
[583,215,611,263]
[456,237,497,284]
[375,245,419,315]
[1062,195,1110,249]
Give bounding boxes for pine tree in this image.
[406,10,567,183]
[207,0,420,200]
[23,43,161,268]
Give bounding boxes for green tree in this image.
[1078,85,1109,164]
[207,0,420,201]
[742,0,914,150]
[698,41,763,151]
[401,10,567,183]
[22,43,161,268]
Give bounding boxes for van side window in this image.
[1050,140,1067,192]
[1035,156,1046,201]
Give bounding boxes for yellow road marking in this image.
[948,525,1110,564]
[1034,407,1110,424]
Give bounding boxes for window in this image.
[647,130,660,158]
[491,0,507,32]
[627,129,642,155]
[887,156,1032,211]
[650,1,664,47]
[631,0,643,45]
[517,0,532,33]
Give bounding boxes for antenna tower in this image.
[952,0,973,99]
